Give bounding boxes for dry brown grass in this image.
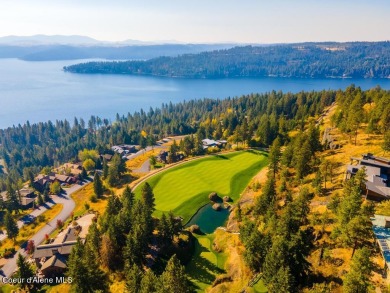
[45,283,71,293]
[70,182,108,217]
[307,104,387,290]
[214,103,388,291]
[0,204,63,255]
[208,230,251,293]
[126,148,161,170]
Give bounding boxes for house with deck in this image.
[346,153,390,201]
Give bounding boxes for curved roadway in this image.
[0,182,83,279]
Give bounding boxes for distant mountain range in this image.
[0,35,102,46]
[0,34,184,46]
[0,35,238,61]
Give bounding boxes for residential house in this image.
[202,138,228,150]
[33,213,95,277]
[54,163,83,176]
[157,151,168,163]
[346,153,390,200]
[33,173,76,192]
[1,188,37,209]
[100,153,113,162]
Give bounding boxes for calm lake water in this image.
[1,58,390,129]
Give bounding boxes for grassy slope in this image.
[134,150,268,222]
[186,234,227,292]
[70,183,108,217]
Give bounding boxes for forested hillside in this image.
[64,42,390,78]
[1,86,390,292]
[1,86,389,190]
[0,89,335,183]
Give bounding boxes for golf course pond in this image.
[185,203,230,234]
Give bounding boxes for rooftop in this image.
[40,253,67,271]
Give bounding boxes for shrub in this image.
[37,215,45,223]
[252,181,261,191]
[26,240,35,254]
[56,219,64,229]
[3,247,16,258]
[90,194,98,203]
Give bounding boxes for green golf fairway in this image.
[134,150,268,222]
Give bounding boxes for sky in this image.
[0,0,389,43]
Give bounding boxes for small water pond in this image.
[185,203,230,234]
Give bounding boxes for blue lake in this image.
[1,58,390,129]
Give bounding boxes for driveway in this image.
[133,159,151,173]
[126,145,165,161]
[0,180,88,279]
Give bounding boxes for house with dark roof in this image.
[33,213,95,278]
[1,188,36,209]
[33,173,76,192]
[100,153,113,162]
[346,153,390,200]
[157,150,168,163]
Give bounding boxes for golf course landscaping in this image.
[134,150,268,223]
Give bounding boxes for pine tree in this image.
[95,157,102,170]
[93,172,104,198]
[343,248,373,293]
[122,185,134,210]
[141,182,155,213]
[84,233,109,292]
[161,254,191,293]
[294,139,312,180]
[85,222,101,257]
[6,183,20,213]
[0,194,4,210]
[16,254,34,290]
[103,158,109,179]
[254,173,276,216]
[269,137,281,176]
[37,193,44,206]
[67,239,89,292]
[107,154,127,186]
[125,263,142,293]
[81,167,88,179]
[271,266,293,293]
[4,211,19,243]
[140,270,161,293]
[43,188,50,202]
[67,238,108,292]
[124,225,145,267]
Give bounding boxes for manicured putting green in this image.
[135,150,268,222]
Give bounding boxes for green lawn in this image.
[252,280,268,293]
[186,234,227,292]
[134,150,268,222]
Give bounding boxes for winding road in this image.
[0,182,86,279]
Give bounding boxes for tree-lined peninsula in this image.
[64,42,390,79]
